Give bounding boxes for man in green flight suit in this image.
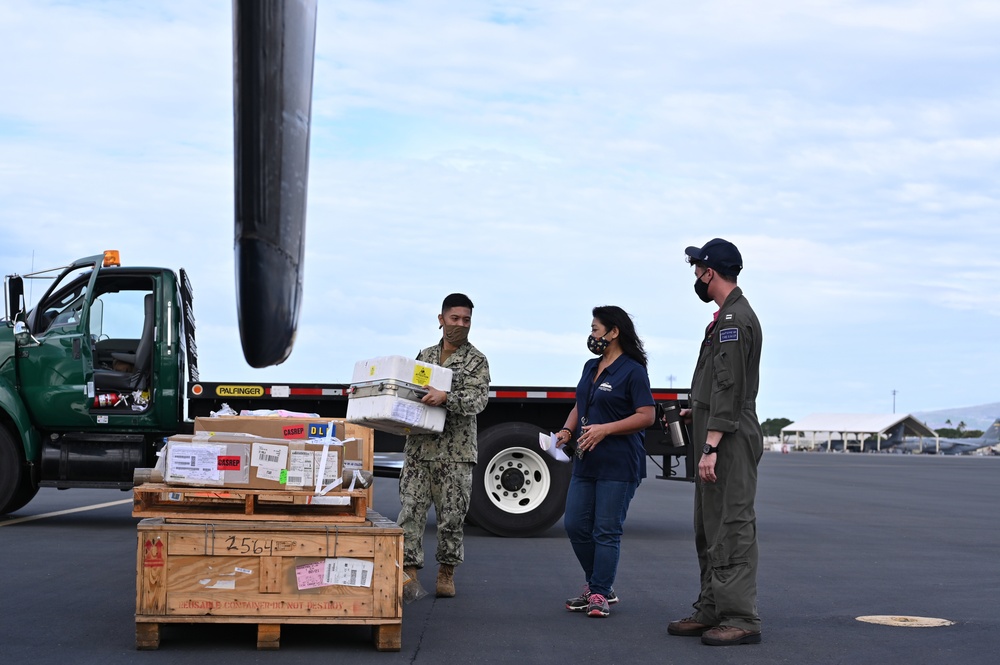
[668,238,765,646]
[398,293,490,598]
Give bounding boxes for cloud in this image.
[2,0,1000,420]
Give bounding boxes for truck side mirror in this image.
[5,275,25,324]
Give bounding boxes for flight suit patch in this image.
[719,328,739,342]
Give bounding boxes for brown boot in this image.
[403,566,418,583]
[436,564,456,597]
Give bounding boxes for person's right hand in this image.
[555,429,572,448]
[680,408,693,424]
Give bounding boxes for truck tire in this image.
[0,427,35,515]
[469,422,571,537]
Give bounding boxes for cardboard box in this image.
[194,416,345,442]
[161,436,251,488]
[161,434,343,490]
[190,416,374,506]
[341,437,366,473]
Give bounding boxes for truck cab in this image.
[0,251,195,513]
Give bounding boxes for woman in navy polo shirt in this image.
[556,305,656,618]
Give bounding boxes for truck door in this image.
[16,256,102,429]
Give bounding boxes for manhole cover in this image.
[856,615,954,628]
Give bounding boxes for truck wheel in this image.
[469,423,571,537]
[0,427,33,515]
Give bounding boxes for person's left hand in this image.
[422,387,447,407]
[699,453,717,484]
[577,423,610,452]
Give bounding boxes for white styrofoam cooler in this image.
[346,356,454,436]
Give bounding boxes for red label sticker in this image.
[282,424,307,439]
[217,456,242,470]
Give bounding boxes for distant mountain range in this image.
[911,402,1000,432]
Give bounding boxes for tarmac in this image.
[1,452,998,665]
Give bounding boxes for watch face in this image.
[702,444,712,454]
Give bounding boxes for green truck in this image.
[1,251,692,536]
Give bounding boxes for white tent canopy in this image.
[780,414,937,452]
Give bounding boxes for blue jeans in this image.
[564,476,638,598]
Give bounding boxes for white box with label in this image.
[346,356,453,435]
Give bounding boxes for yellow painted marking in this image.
[0,498,132,527]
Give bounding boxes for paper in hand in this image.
[538,432,571,462]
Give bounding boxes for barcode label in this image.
[166,444,223,483]
[322,558,374,587]
[251,443,287,471]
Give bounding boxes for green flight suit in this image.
[689,286,764,632]
[398,340,490,568]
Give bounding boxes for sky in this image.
[2,1,999,424]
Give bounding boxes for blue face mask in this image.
[587,334,609,355]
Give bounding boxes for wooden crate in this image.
[135,512,403,651]
[133,484,369,523]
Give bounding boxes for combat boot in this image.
[403,566,418,583]
[436,564,456,597]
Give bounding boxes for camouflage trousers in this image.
[397,460,474,569]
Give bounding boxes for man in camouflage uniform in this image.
[398,293,490,597]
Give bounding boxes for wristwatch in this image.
[702,443,718,455]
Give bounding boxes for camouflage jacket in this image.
[404,340,490,463]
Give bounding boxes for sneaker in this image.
[565,585,619,611]
[587,593,610,618]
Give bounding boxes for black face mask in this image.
[694,272,713,303]
[587,335,609,355]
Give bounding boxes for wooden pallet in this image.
[132,483,369,523]
[135,616,401,651]
[136,513,403,651]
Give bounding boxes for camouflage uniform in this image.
[397,340,490,569]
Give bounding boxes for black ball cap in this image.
[685,238,743,276]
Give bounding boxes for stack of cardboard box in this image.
[155,416,371,495]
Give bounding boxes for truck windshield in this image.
[33,267,93,334]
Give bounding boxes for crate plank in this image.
[133,484,369,523]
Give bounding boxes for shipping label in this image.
[282,424,308,439]
[323,557,374,587]
[167,444,224,482]
[295,561,327,590]
[314,450,340,486]
[252,442,288,482]
[286,450,314,487]
[391,400,424,426]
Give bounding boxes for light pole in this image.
[892,389,897,414]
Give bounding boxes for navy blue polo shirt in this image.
[573,354,655,483]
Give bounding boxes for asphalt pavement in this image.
[1,452,998,665]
